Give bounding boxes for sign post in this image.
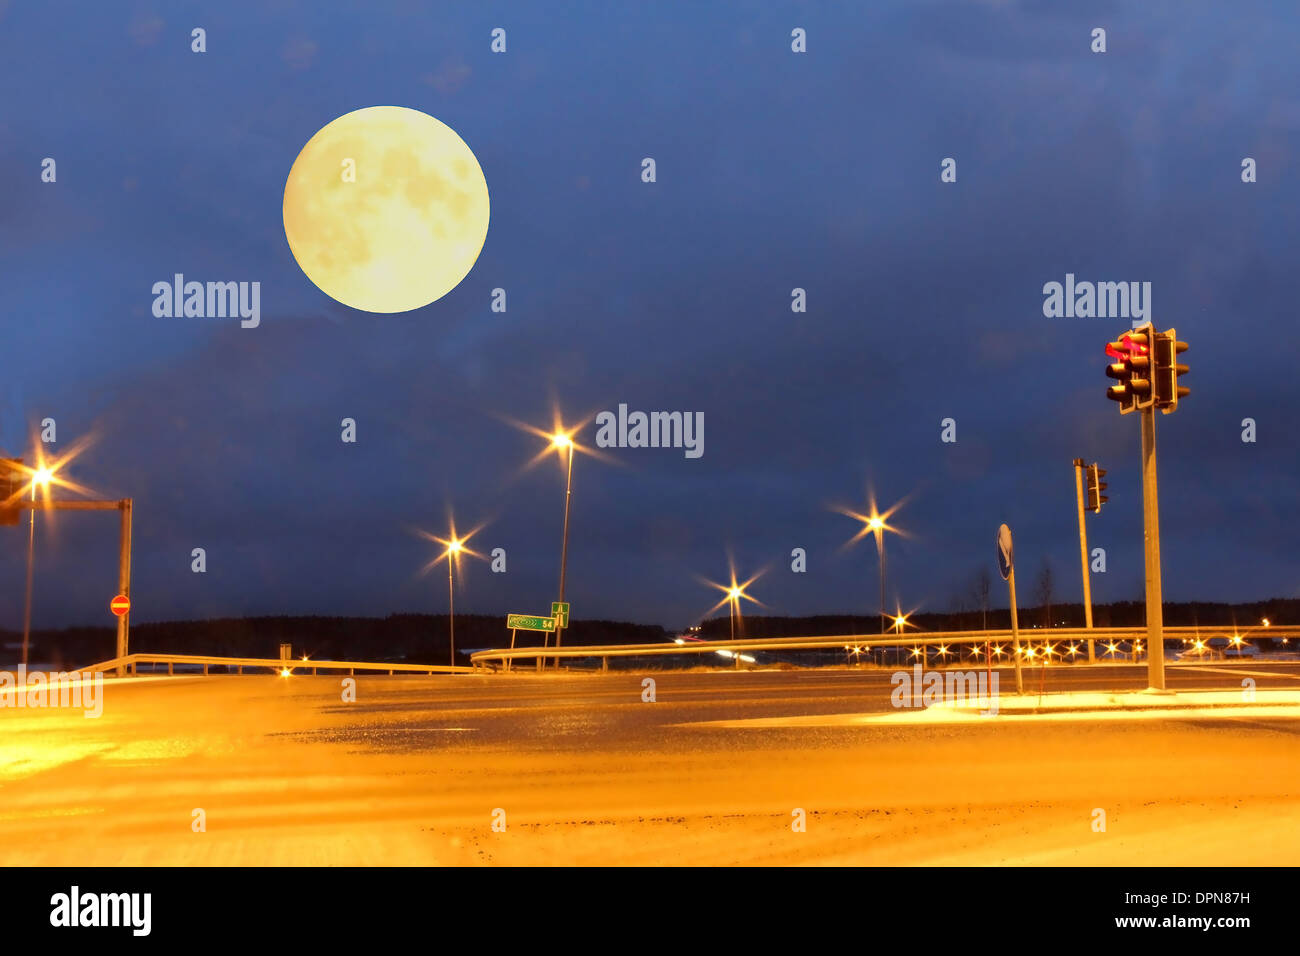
[998,523,1024,694]
[506,614,557,672]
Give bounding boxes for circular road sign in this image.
[110,594,131,617]
[997,524,1014,581]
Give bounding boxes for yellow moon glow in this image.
[283,106,490,313]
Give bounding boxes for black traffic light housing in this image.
[1153,327,1190,413]
[1104,342,1135,413]
[1086,462,1108,513]
[1106,324,1153,414]
[1127,324,1155,411]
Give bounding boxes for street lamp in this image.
[703,566,762,668]
[15,446,92,669]
[550,431,575,666]
[838,495,907,635]
[419,522,483,669]
[727,585,742,642]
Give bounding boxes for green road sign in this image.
[507,613,556,632]
[551,602,570,628]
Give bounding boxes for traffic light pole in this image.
[1139,409,1166,691]
[18,498,133,677]
[1073,460,1096,662]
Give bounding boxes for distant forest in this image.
[3,598,1294,669]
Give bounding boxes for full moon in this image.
[283,106,490,313]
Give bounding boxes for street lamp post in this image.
[552,433,575,668]
[553,434,574,665]
[839,502,901,639]
[419,523,480,672]
[728,586,741,667]
[447,538,462,668]
[872,519,887,635]
[21,468,52,669]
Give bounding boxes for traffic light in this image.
[1105,324,1153,414]
[1105,341,1136,413]
[1,458,22,526]
[1086,462,1108,513]
[1153,327,1190,413]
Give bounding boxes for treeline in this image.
[4,598,1292,669]
[697,598,1299,640]
[2,615,671,670]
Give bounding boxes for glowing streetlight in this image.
[13,443,95,669]
[505,411,605,667]
[838,494,908,635]
[703,566,763,667]
[419,520,484,668]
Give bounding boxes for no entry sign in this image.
[110,594,131,617]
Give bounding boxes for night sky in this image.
[2,1,1297,632]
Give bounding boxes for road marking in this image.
[1188,666,1300,681]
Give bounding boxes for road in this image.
[1,661,1297,865]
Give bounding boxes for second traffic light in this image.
[1086,462,1108,513]
[1153,327,1190,413]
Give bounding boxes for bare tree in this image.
[1035,560,1055,627]
[971,566,991,630]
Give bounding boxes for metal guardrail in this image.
[85,652,475,676]
[468,625,1298,670]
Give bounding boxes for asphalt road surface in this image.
[2,661,1297,865]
